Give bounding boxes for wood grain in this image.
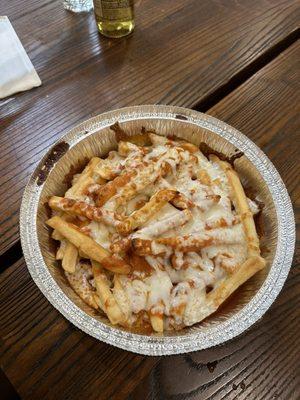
[209,42,300,209]
[1,41,299,399]
[128,40,300,400]
[1,0,299,254]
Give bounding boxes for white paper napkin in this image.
[0,16,41,99]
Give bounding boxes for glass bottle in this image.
[93,0,134,38]
[63,0,93,12]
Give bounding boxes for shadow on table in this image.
[0,369,20,400]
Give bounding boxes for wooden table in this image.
[0,1,299,399]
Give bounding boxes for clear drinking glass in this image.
[63,0,93,12]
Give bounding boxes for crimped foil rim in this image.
[20,105,295,355]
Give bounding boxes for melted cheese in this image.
[247,198,260,215]
[183,287,215,326]
[63,133,256,330]
[126,193,149,215]
[65,262,97,309]
[86,221,112,249]
[118,277,148,314]
[204,203,234,226]
[164,263,215,289]
[146,270,173,314]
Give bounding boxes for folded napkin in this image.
[0,16,41,99]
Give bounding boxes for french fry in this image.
[46,216,131,274]
[107,165,157,209]
[62,241,78,273]
[210,155,261,257]
[56,240,66,260]
[157,178,194,209]
[132,209,192,238]
[92,261,125,325]
[171,192,194,209]
[205,215,240,230]
[133,225,245,254]
[110,238,131,253]
[114,146,186,208]
[78,249,89,258]
[132,236,210,254]
[49,196,122,227]
[207,256,265,312]
[149,134,199,155]
[131,238,153,256]
[94,161,119,180]
[149,313,164,333]
[65,265,99,310]
[86,294,99,310]
[52,229,64,241]
[113,275,131,321]
[157,229,243,252]
[110,121,152,146]
[118,141,140,156]
[128,253,153,275]
[66,157,104,197]
[127,133,152,146]
[197,169,212,186]
[93,293,104,312]
[178,142,199,153]
[51,209,71,260]
[116,163,159,202]
[149,133,168,146]
[95,171,135,207]
[117,189,177,235]
[113,158,179,208]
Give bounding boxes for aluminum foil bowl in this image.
[20,105,295,355]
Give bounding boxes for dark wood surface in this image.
[1,14,299,396]
[0,0,300,254]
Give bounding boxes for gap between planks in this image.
[194,27,300,112]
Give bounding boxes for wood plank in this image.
[128,40,300,400]
[208,43,300,209]
[0,259,158,400]
[1,0,299,254]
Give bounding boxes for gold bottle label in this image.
[94,0,134,21]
